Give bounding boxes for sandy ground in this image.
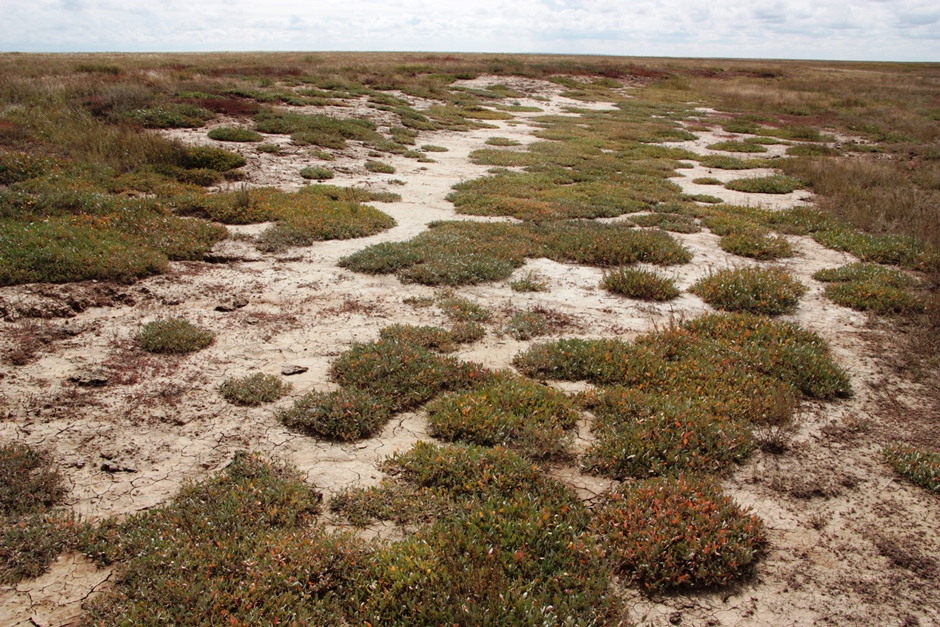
[1,76,938,627]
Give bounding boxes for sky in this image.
[2,0,938,62]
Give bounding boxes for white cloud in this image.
[0,0,937,60]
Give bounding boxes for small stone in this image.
[669,612,683,625]
[216,296,249,312]
[281,364,309,376]
[68,368,110,387]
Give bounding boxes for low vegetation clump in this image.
[127,103,215,128]
[329,338,491,413]
[601,267,680,301]
[207,126,264,142]
[438,292,493,322]
[427,375,579,460]
[1,443,77,584]
[421,144,448,152]
[81,453,361,625]
[484,136,522,146]
[504,309,552,340]
[378,323,483,352]
[278,387,392,441]
[364,160,396,174]
[509,270,549,292]
[685,193,723,203]
[787,144,839,157]
[812,228,935,271]
[692,176,723,185]
[698,155,770,170]
[137,318,215,354]
[813,263,923,314]
[725,175,803,194]
[339,220,691,286]
[691,267,807,315]
[720,230,795,260]
[592,475,766,592]
[332,442,615,624]
[299,165,334,180]
[219,372,291,406]
[630,212,701,233]
[883,444,940,492]
[707,140,768,153]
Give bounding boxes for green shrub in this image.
[128,103,215,129]
[485,137,522,146]
[182,145,246,171]
[207,126,264,142]
[786,144,839,157]
[137,318,215,354]
[725,175,803,194]
[690,267,807,315]
[365,160,396,174]
[582,389,753,478]
[81,453,359,626]
[438,293,493,322]
[630,212,701,233]
[698,155,769,170]
[692,177,722,185]
[299,165,334,180]
[883,444,940,492]
[420,144,448,152]
[504,310,551,340]
[601,267,680,301]
[720,230,795,260]
[814,263,923,314]
[427,376,578,460]
[278,388,392,441]
[256,142,282,153]
[219,372,291,406]
[813,229,934,270]
[592,475,766,592]
[329,339,490,412]
[685,193,723,203]
[379,324,459,352]
[1,443,77,584]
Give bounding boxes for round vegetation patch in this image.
[219,372,291,406]
[691,266,807,315]
[365,160,395,174]
[299,165,334,180]
[720,230,795,260]
[601,267,680,301]
[724,175,803,194]
[427,375,578,460]
[278,387,392,441]
[592,474,766,592]
[207,126,264,142]
[137,318,215,354]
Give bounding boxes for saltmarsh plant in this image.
[485,136,521,146]
[725,174,803,194]
[692,176,722,185]
[720,229,795,260]
[509,270,549,292]
[299,165,334,180]
[364,160,396,174]
[630,211,701,233]
[707,140,768,153]
[427,375,579,460]
[137,318,215,354]
[883,444,940,492]
[278,387,392,441]
[207,126,263,142]
[812,228,934,270]
[81,453,362,626]
[421,144,448,152]
[691,266,807,315]
[1,443,78,584]
[378,323,483,352]
[698,154,772,170]
[592,475,766,592]
[813,263,924,314]
[601,267,680,301]
[126,103,215,129]
[219,372,291,406]
[504,309,551,340]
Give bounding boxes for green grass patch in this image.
[698,155,771,170]
[421,144,448,152]
[299,165,334,180]
[509,270,549,292]
[278,387,393,441]
[365,160,396,174]
[786,144,839,157]
[691,267,807,315]
[601,267,680,301]
[138,318,215,354]
[126,103,215,129]
[813,263,923,314]
[592,475,766,592]
[207,126,264,142]
[219,372,291,406]
[725,175,803,194]
[427,375,579,460]
[812,228,935,270]
[256,142,281,154]
[883,444,940,492]
[630,212,701,233]
[504,309,551,340]
[378,322,483,352]
[685,193,724,203]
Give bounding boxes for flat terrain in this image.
[1,55,938,626]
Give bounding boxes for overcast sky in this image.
[2,0,938,62]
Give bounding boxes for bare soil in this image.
[1,76,937,627]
